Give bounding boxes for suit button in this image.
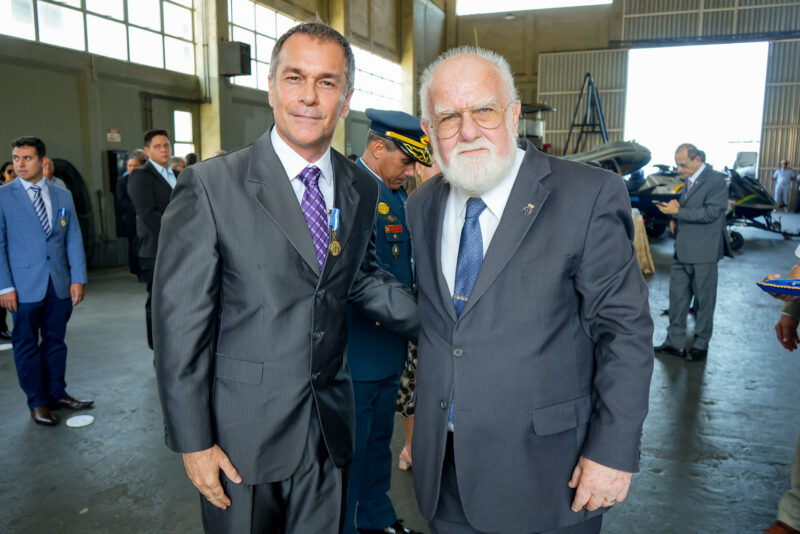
[452,348,463,358]
[312,330,323,340]
[375,321,381,326]
[311,372,320,381]
[316,289,325,298]
[46,256,50,260]
[440,400,447,410]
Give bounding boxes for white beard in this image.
[433,125,518,197]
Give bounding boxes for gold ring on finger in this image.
[603,498,616,504]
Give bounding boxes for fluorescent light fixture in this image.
[456,0,612,16]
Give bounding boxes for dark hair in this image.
[366,131,398,152]
[143,129,170,147]
[676,143,705,162]
[10,136,46,158]
[269,21,355,94]
[185,152,198,166]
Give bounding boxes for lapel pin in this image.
[522,203,535,215]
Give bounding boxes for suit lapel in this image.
[247,132,320,273]
[147,162,173,192]
[460,144,551,319]
[323,153,360,278]
[684,166,711,202]
[12,179,48,236]
[423,177,457,322]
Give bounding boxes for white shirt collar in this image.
[450,147,525,220]
[149,158,174,179]
[271,126,334,186]
[19,176,48,193]
[689,163,706,183]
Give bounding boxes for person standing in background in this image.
[128,130,175,350]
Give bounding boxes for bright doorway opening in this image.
[624,42,769,175]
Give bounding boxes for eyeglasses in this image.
[429,102,514,139]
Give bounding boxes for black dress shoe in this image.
[358,520,423,534]
[654,343,685,358]
[685,347,708,362]
[31,406,57,426]
[51,395,94,410]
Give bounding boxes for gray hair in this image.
[270,21,355,95]
[418,46,518,122]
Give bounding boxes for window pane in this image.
[173,143,194,158]
[231,0,254,30]
[87,15,128,60]
[255,34,274,63]
[275,13,296,37]
[256,61,269,91]
[128,0,161,32]
[169,0,193,7]
[128,26,163,68]
[37,1,85,51]
[163,2,192,40]
[0,0,36,41]
[165,36,194,74]
[86,0,123,20]
[231,26,254,53]
[173,110,193,142]
[254,4,275,38]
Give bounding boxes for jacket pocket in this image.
[531,395,592,436]
[214,353,263,384]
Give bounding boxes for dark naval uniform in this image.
[344,109,430,534]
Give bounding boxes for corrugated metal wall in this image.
[622,0,800,44]
[537,50,628,156]
[760,39,800,191]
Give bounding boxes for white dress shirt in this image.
[441,147,525,295]
[686,163,706,191]
[149,159,177,189]
[271,127,335,218]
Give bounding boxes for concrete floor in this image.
[2,214,800,534]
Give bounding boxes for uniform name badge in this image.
[59,208,66,227]
[329,208,341,256]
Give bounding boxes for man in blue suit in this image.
[345,109,431,534]
[0,137,92,426]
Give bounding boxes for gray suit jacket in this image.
[152,131,418,484]
[674,166,731,263]
[406,142,654,533]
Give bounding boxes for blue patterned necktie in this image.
[449,197,486,426]
[299,166,329,271]
[31,184,51,235]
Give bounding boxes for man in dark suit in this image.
[152,23,418,533]
[116,150,145,280]
[344,109,431,534]
[655,143,731,362]
[407,47,654,534]
[128,130,175,350]
[0,136,92,426]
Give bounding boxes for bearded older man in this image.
[405,47,654,534]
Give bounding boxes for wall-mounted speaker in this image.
[219,41,252,76]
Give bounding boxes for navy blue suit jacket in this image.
[346,159,414,381]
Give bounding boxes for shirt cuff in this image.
[0,287,15,295]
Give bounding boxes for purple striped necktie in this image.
[299,166,329,270]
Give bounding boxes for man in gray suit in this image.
[152,22,417,533]
[655,143,731,362]
[406,47,654,534]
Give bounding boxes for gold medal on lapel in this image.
[392,243,399,258]
[378,202,390,215]
[61,219,66,227]
[329,207,341,256]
